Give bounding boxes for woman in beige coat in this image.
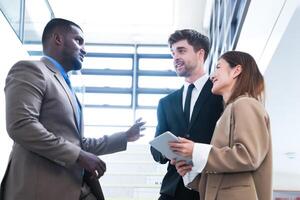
[169,51,272,200]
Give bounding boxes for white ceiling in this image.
[47,0,207,44]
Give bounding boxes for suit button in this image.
[186,134,190,138]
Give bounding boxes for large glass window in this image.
[0,0,21,38]
[83,57,133,70]
[137,46,170,54]
[84,107,134,126]
[0,0,53,43]
[23,0,52,42]
[139,58,173,71]
[71,75,132,88]
[138,76,183,89]
[25,43,179,144]
[77,93,132,107]
[86,45,135,54]
[207,0,250,73]
[36,44,179,144]
[138,94,167,107]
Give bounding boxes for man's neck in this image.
[185,68,206,83]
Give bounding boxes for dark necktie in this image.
[184,83,195,124]
[65,76,82,130]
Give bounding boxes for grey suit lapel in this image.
[41,57,82,136]
[54,73,82,133]
[188,80,212,130]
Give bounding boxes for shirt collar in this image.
[43,55,69,80]
[184,74,209,91]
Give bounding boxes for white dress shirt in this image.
[182,74,209,121]
[181,74,213,186]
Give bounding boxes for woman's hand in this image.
[169,137,194,158]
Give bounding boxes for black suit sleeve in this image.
[150,99,169,164]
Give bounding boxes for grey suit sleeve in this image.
[82,132,128,155]
[5,61,81,167]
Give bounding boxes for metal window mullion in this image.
[208,2,217,74]
[44,0,55,18]
[81,69,132,76]
[132,44,138,121]
[231,0,251,50]
[19,0,25,43]
[208,0,250,72]
[221,0,238,53]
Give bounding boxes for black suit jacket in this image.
[150,79,223,197]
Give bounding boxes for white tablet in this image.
[149,131,192,164]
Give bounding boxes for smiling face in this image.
[211,58,241,101]
[170,39,204,79]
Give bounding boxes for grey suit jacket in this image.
[189,96,272,200]
[0,58,128,200]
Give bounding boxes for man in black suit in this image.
[150,29,223,200]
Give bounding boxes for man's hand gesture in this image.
[126,118,146,142]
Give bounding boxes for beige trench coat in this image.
[189,96,272,200]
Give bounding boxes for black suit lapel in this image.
[172,87,189,130]
[188,80,212,131]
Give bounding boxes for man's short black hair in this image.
[42,18,82,46]
[168,29,210,61]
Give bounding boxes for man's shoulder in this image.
[160,88,182,102]
[13,59,45,69]
[9,59,51,80]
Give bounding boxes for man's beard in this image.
[72,58,82,71]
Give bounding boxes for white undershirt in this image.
[183,143,212,186]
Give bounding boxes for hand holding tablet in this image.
[149,131,192,164]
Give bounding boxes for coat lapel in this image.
[41,57,82,137]
[172,87,189,132]
[188,80,212,131]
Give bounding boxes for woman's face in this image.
[211,58,237,97]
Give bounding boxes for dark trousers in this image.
[158,179,199,200]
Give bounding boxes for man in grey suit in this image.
[0,18,145,200]
[150,29,223,200]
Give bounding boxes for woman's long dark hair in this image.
[220,51,265,105]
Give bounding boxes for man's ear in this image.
[53,32,63,46]
[233,64,242,79]
[197,49,205,62]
